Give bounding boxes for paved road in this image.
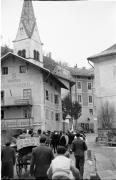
[14,133,116,179]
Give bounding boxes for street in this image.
[14,133,116,179]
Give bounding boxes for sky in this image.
[1,0,116,68]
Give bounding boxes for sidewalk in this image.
[83,134,116,180]
[94,149,116,180]
[83,148,116,180]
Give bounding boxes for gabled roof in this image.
[1,52,49,73]
[87,43,116,61]
[1,52,68,89]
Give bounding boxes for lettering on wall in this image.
[2,81,31,89]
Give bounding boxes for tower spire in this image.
[21,0,36,38]
[13,0,43,65]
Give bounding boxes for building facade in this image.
[1,0,68,134]
[68,67,96,132]
[88,44,116,129]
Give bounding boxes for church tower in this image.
[13,0,43,67]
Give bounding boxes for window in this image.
[89,95,93,103]
[55,113,60,121]
[18,49,26,58]
[89,109,93,115]
[51,93,53,102]
[22,49,26,58]
[46,90,49,100]
[33,50,40,61]
[46,109,49,119]
[20,65,27,73]
[1,110,4,119]
[37,51,40,61]
[2,67,8,75]
[54,94,59,104]
[78,95,82,103]
[51,111,54,120]
[88,82,92,90]
[81,123,84,129]
[18,50,21,56]
[1,91,4,101]
[77,81,81,89]
[34,50,36,59]
[23,89,31,99]
[23,108,28,118]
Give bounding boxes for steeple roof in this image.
[20,0,36,38]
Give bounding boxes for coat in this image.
[1,145,16,178]
[30,144,54,178]
[72,137,87,157]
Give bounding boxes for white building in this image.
[88,44,116,129]
[1,0,68,135]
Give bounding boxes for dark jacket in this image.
[59,135,66,147]
[30,144,54,178]
[1,146,16,178]
[72,137,87,157]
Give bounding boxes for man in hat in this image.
[72,132,87,179]
[1,141,16,179]
[30,135,54,180]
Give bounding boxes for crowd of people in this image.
[1,129,87,180]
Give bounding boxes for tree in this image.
[1,45,13,57]
[62,93,81,120]
[99,101,115,129]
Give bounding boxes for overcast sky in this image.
[1,0,116,68]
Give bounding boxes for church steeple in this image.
[20,0,36,38]
[13,0,43,65]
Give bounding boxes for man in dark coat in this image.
[72,132,87,180]
[1,141,16,179]
[30,135,54,180]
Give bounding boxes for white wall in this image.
[94,55,116,128]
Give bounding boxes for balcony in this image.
[1,118,34,129]
[1,96,32,107]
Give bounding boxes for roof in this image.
[1,52,49,73]
[43,56,75,85]
[87,43,116,61]
[1,52,68,89]
[66,66,94,77]
[43,56,57,72]
[20,0,36,38]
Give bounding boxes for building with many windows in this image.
[1,0,69,135]
[68,66,96,132]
